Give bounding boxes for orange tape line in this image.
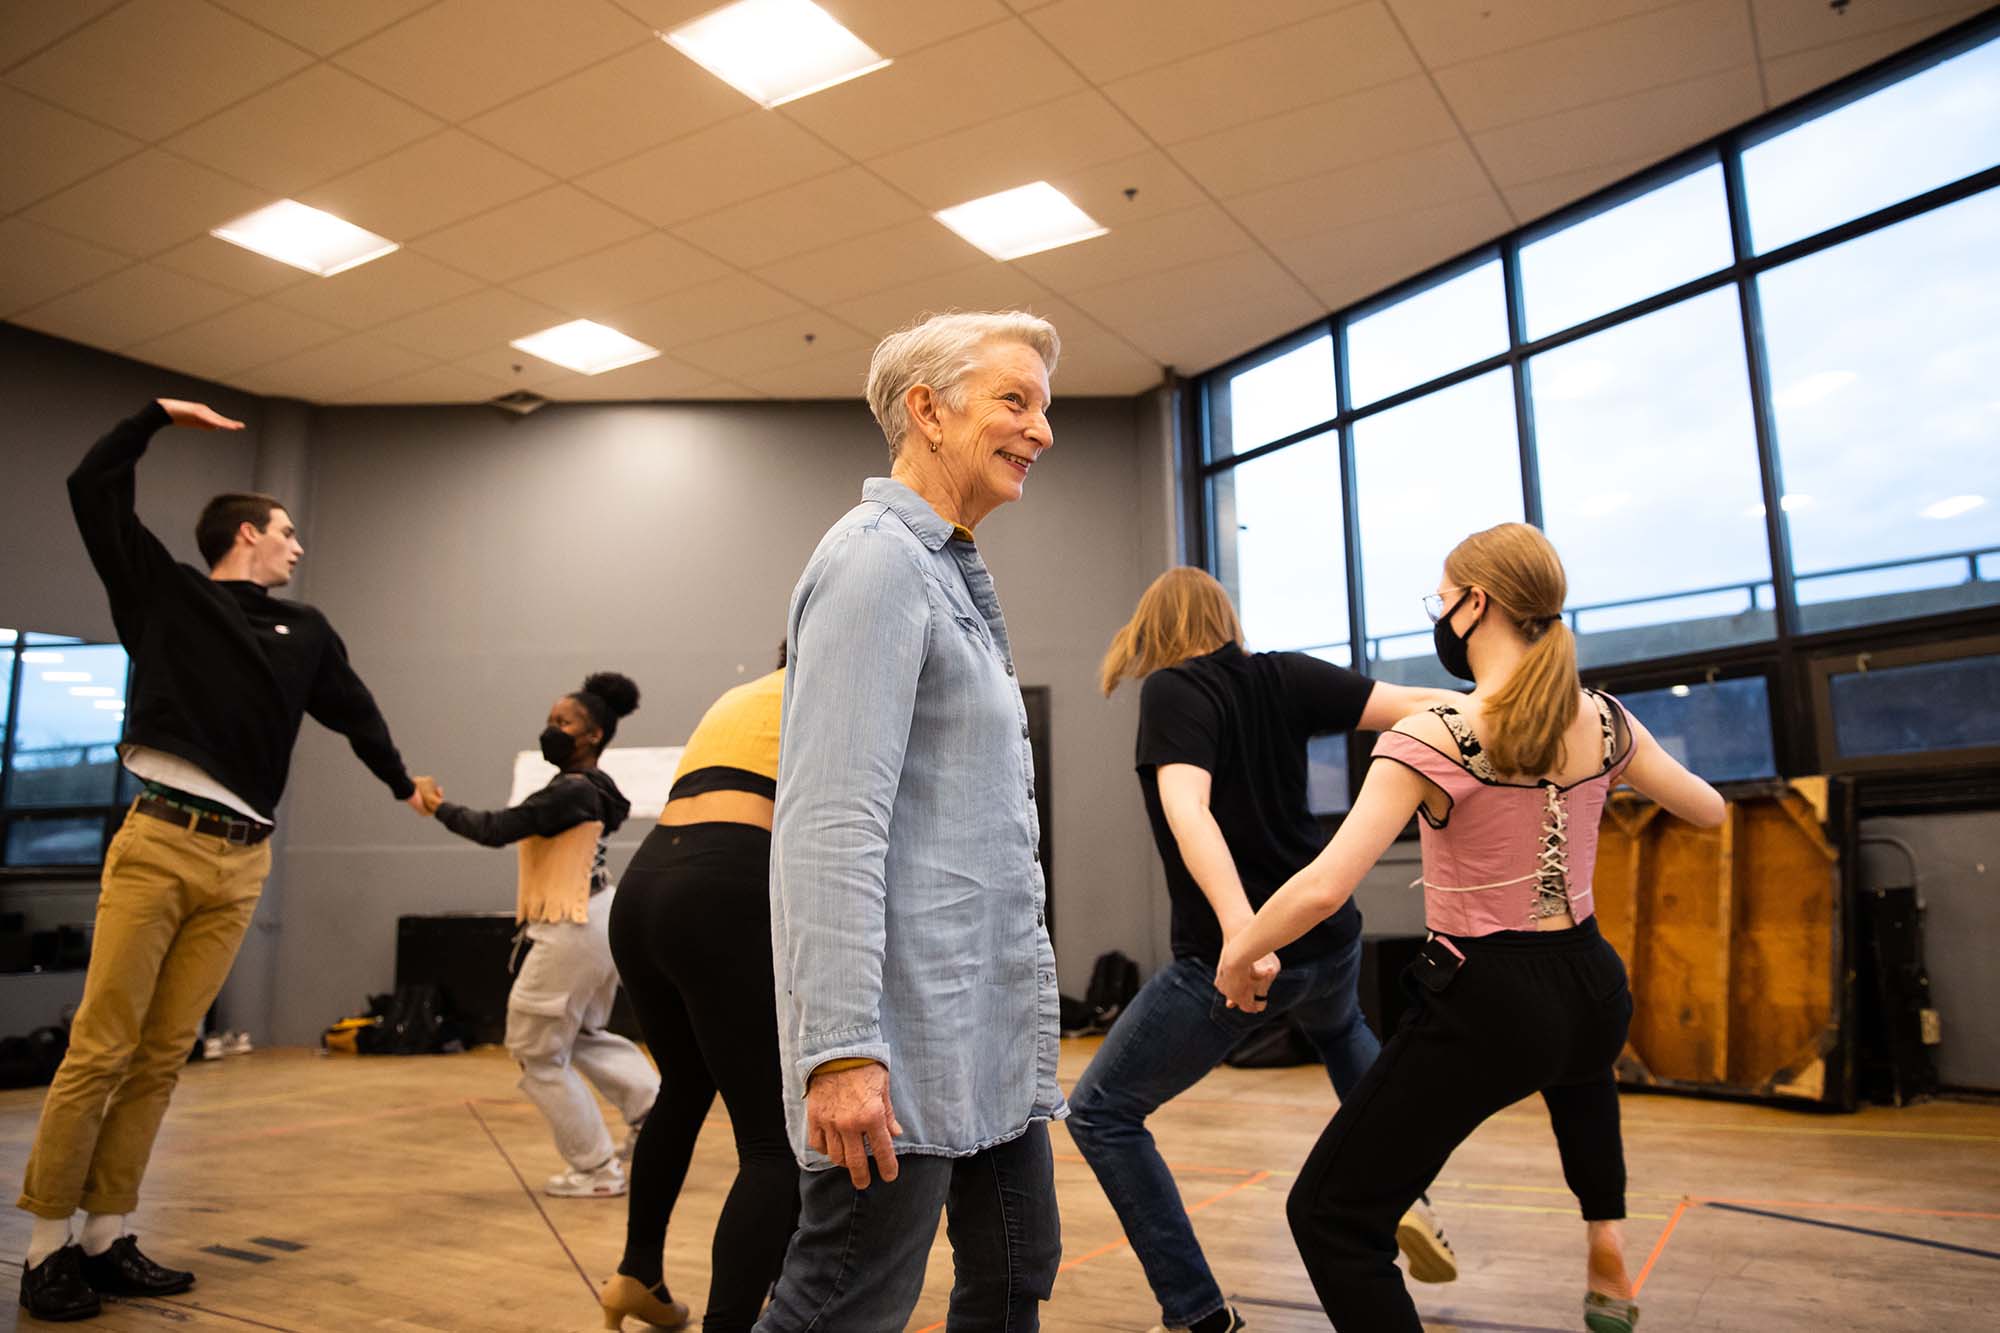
[1632,1197,1690,1297]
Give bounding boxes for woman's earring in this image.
[929,441,940,453]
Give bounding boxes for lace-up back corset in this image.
[1372,691,1634,936]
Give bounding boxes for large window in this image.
[1196,16,2000,797]
[2,630,132,868]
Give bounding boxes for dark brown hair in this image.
[195,492,285,567]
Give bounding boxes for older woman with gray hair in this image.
[755,311,1066,1331]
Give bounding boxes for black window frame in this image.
[0,631,133,879]
[1197,11,2000,808]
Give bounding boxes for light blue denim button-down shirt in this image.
[771,476,1065,1166]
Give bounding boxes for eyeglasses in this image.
[1422,588,1463,624]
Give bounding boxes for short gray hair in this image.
[865,311,1060,458]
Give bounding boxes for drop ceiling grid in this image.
[0,0,1978,401]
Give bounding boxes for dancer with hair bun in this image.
[1215,523,1726,1333]
[424,672,661,1203]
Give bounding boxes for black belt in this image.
[133,793,274,846]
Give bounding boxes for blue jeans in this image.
[1067,938,1379,1327]
[754,1122,1060,1332]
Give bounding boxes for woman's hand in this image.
[1214,937,1274,1013]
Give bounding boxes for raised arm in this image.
[1618,711,1726,828]
[1214,755,1430,1011]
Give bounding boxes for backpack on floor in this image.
[1081,951,1141,1033]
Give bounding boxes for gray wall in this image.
[265,392,1172,1044]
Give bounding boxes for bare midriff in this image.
[658,789,773,830]
[1538,909,1577,932]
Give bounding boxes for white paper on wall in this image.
[508,745,686,821]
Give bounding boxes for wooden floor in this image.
[2,1042,1995,1331]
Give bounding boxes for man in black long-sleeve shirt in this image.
[18,398,434,1323]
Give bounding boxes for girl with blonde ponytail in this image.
[1216,524,1726,1333]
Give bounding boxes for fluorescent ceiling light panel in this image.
[510,320,660,376]
[1922,494,1987,520]
[211,200,398,277]
[21,650,64,663]
[94,700,127,711]
[934,182,1108,262]
[665,0,890,108]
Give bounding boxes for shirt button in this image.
[1005,662,1015,676]
[1021,722,1030,739]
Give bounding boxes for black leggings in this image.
[1287,918,1633,1332]
[607,822,798,1333]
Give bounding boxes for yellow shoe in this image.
[598,1273,690,1330]
[1397,1196,1458,1283]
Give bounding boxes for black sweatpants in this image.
[1287,917,1633,1332]
[608,822,799,1333]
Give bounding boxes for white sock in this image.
[80,1212,126,1257]
[27,1215,73,1268]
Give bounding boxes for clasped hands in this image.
[405,775,445,816]
[1213,934,1281,1015]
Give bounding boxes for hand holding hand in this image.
[805,1061,902,1190]
[1215,939,1278,1013]
[157,399,245,431]
[407,776,444,816]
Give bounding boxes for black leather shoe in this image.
[19,1243,100,1322]
[78,1236,194,1297]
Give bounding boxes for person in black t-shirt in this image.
[20,400,435,1324]
[1067,567,1463,1333]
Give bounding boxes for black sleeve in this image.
[303,617,416,800]
[66,402,180,636]
[434,775,603,848]
[1279,653,1376,738]
[1135,668,1223,773]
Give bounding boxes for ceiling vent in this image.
[489,390,550,417]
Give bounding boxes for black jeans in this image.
[1287,919,1633,1332]
[608,822,798,1333]
[754,1122,1061,1332]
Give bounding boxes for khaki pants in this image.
[17,805,268,1219]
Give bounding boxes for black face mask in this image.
[539,726,577,766]
[1433,590,1481,683]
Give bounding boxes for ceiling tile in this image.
[1013,203,1255,292]
[672,313,872,380]
[25,149,270,259]
[298,131,554,240]
[1168,76,1458,200]
[408,185,649,283]
[373,288,569,360]
[332,0,651,122]
[672,168,921,269]
[244,334,436,401]
[1040,150,1212,226]
[5,0,312,139]
[0,0,123,69]
[205,0,437,56]
[864,89,1149,210]
[543,354,722,401]
[609,273,805,349]
[126,301,345,380]
[1225,140,1498,244]
[1759,7,1983,106]
[1071,250,1316,339]
[576,113,844,226]
[14,263,241,350]
[815,0,1014,58]
[1751,0,1976,59]
[334,361,512,404]
[781,18,1084,160]
[1102,287,1326,374]
[1103,3,1420,145]
[826,262,1050,337]
[163,64,439,197]
[465,39,746,179]
[1501,155,1656,225]
[1435,0,1755,133]
[1043,333,1164,396]
[508,231,732,315]
[451,346,571,390]
[1471,65,1764,185]
[732,343,878,399]
[754,218,986,307]
[266,250,485,330]
[0,219,128,317]
[1386,0,1679,69]
[0,86,141,215]
[151,235,314,298]
[1272,193,1516,305]
[1023,0,1352,83]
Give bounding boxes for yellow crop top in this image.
[669,667,784,801]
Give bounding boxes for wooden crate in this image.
[1595,779,1849,1106]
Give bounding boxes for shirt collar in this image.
[863,476,962,553]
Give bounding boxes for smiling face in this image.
[929,339,1054,524]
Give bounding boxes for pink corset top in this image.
[1370,691,1634,937]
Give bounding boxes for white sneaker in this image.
[222,1031,253,1056]
[201,1035,225,1061]
[544,1159,627,1198]
[1397,1195,1458,1283]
